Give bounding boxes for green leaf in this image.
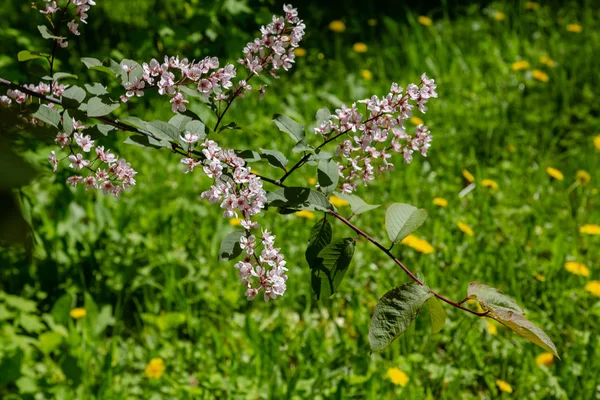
[62,86,86,104]
[146,120,180,142]
[185,120,206,140]
[218,122,241,133]
[218,231,245,262]
[120,116,148,130]
[32,105,60,127]
[38,331,63,354]
[317,159,339,194]
[18,313,45,333]
[312,238,355,299]
[492,308,559,357]
[267,187,332,212]
[467,282,524,314]
[426,297,446,333]
[95,124,116,136]
[236,150,261,162]
[334,192,380,215]
[3,294,37,313]
[273,113,305,143]
[81,57,120,77]
[84,83,108,95]
[86,97,120,117]
[305,217,332,267]
[17,50,49,62]
[260,148,288,170]
[316,107,331,123]
[52,72,78,81]
[62,110,73,134]
[38,25,64,40]
[385,203,428,244]
[123,134,168,149]
[169,114,193,131]
[369,282,432,351]
[292,140,314,154]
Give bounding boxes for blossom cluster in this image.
[314,73,438,194]
[50,112,137,197]
[238,4,305,78]
[39,0,97,48]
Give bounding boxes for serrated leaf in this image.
[385,203,428,244]
[267,187,332,212]
[492,308,559,357]
[168,114,193,131]
[317,159,339,194]
[84,83,108,95]
[146,120,179,142]
[38,25,64,40]
[218,231,245,262]
[369,282,432,351]
[312,238,354,299]
[62,86,86,104]
[32,105,60,127]
[305,218,332,267]
[426,297,446,333]
[260,148,288,169]
[86,97,120,117]
[17,50,49,62]
[467,282,524,314]
[334,192,380,215]
[273,114,305,143]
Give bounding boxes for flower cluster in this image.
[50,112,137,197]
[38,0,97,48]
[314,74,437,193]
[238,4,305,78]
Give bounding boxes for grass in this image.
[1,1,600,399]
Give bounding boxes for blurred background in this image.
[1,0,599,398]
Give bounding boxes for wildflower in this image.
[70,308,86,319]
[307,177,317,185]
[594,135,600,150]
[481,179,499,189]
[361,69,373,80]
[68,20,80,35]
[329,20,345,32]
[536,353,554,367]
[401,234,434,254]
[294,48,307,57]
[546,167,563,180]
[539,56,555,67]
[368,19,377,26]
[353,42,368,53]
[525,2,540,9]
[576,170,591,185]
[487,321,497,335]
[387,368,409,387]
[410,116,424,126]
[566,24,582,33]
[418,16,432,26]
[512,60,530,71]
[180,131,200,144]
[580,224,600,235]
[329,196,349,207]
[295,210,315,220]
[170,92,189,113]
[229,218,242,226]
[584,280,600,297]
[69,153,90,170]
[532,69,549,82]
[494,12,505,21]
[457,221,474,237]
[48,151,58,172]
[564,261,590,277]
[145,358,165,379]
[496,379,513,393]
[462,169,475,183]
[433,197,448,207]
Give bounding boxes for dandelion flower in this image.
[512,60,530,71]
[481,179,499,189]
[368,19,378,27]
[361,69,373,80]
[387,368,409,387]
[496,379,513,393]
[576,170,591,185]
[539,56,555,67]
[229,218,242,226]
[532,69,549,82]
[564,261,590,277]
[433,197,448,207]
[410,116,424,126]
[584,280,600,297]
[69,308,86,319]
[295,210,316,220]
[566,24,582,33]
[294,48,307,57]
[525,2,540,9]
[329,20,346,33]
[307,177,317,185]
[401,234,434,254]
[145,358,165,379]
[418,16,432,26]
[462,169,475,183]
[536,353,554,367]
[457,221,474,237]
[494,12,506,21]
[580,224,600,235]
[352,42,368,53]
[329,196,349,207]
[487,321,498,335]
[594,135,600,150]
[546,167,564,181]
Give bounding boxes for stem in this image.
[328,209,489,317]
[49,1,72,93]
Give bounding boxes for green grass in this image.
[1,1,600,399]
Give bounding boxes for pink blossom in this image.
[170,92,189,113]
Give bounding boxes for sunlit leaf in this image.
[385,203,428,244]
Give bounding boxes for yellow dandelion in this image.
[496,379,513,393]
[481,179,499,190]
[361,69,373,80]
[535,273,546,282]
[536,352,554,367]
[433,197,448,207]
[329,20,346,33]
[494,12,506,21]
[594,135,600,150]
[546,167,564,181]
[387,367,409,387]
[525,2,540,9]
[457,221,474,237]
[564,261,590,277]
[307,177,317,185]
[295,210,316,220]
[294,47,307,57]
[368,19,378,27]
[584,280,600,297]
[418,16,432,26]
[487,321,498,335]
[229,218,242,226]
[462,169,475,183]
[329,196,349,207]
[532,69,549,82]
[539,56,555,68]
[145,358,165,379]
[580,224,600,235]
[352,42,368,53]
[576,170,591,185]
[512,60,530,71]
[566,24,582,33]
[410,116,424,126]
[69,308,86,320]
[401,234,434,254]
